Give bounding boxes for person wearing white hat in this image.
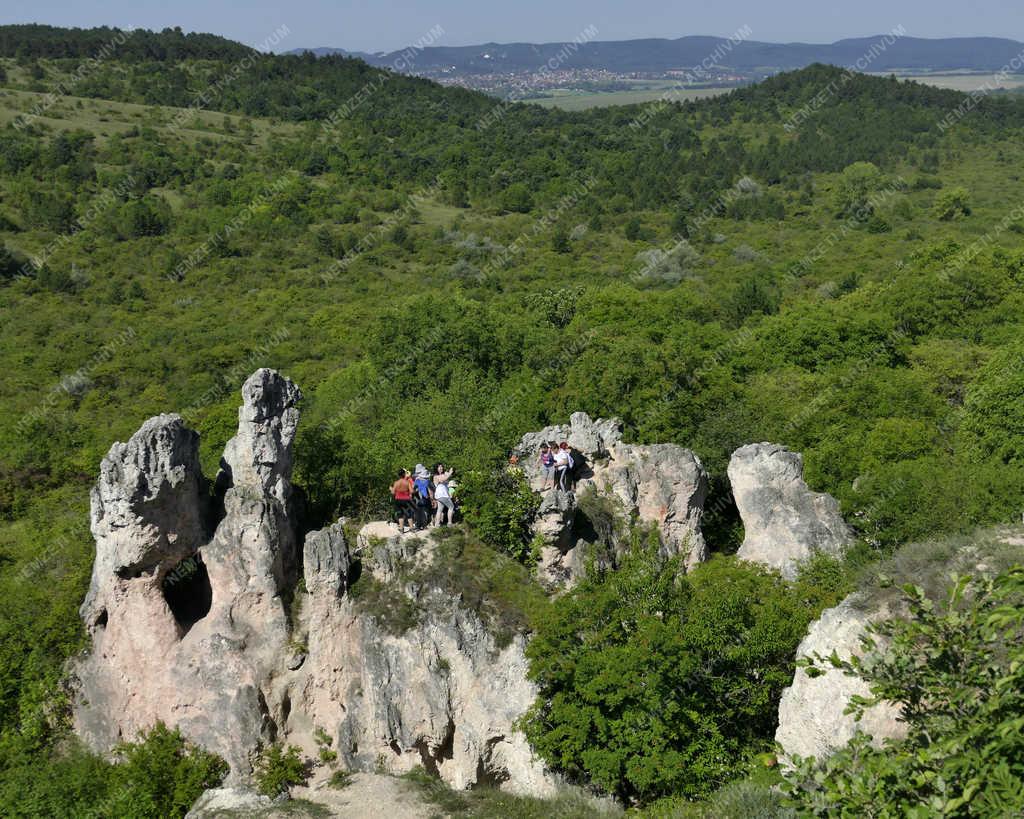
[412,464,433,530]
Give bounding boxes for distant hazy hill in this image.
[290,35,1024,75]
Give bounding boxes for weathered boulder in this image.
[217,367,302,503]
[588,443,708,569]
[775,594,906,760]
[185,787,275,818]
[729,443,853,579]
[516,414,709,580]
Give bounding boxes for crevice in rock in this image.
[162,553,212,634]
[93,608,108,630]
[280,691,291,728]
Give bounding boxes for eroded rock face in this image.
[74,369,303,780]
[292,522,557,796]
[516,414,709,582]
[729,443,852,579]
[75,372,555,797]
[82,414,207,628]
[775,594,906,760]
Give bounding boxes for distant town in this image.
[410,66,756,99]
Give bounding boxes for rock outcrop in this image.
[293,523,554,795]
[775,594,906,760]
[74,369,303,778]
[729,443,853,579]
[516,413,709,584]
[74,369,554,797]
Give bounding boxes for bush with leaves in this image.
[254,743,308,796]
[458,467,540,564]
[932,186,972,221]
[783,566,1024,817]
[832,161,884,221]
[521,546,845,804]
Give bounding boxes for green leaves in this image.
[522,552,839,803]
[784,565,1024,818]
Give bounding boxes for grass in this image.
[327,769,354,790]
[347,525,551,644]
[400,766,621,819]
[638,777,791,818]
[853,524,1024,608]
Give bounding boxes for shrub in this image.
[254,743,308,796]
[521,549,843,804]
[458,467,539,564]
[932,186,971,220]
[832,162,883,220]
[783,566,1024,817]
[106,723,228,817]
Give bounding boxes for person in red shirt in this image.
[391,469,415,533]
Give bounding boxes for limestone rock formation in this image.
[516,413,709,582]
[729,443,853,579]
[74,369,303,779]
[775,594,906,760]
[293,523,555,796]
[74,370,555,797]
[82,414,207,628]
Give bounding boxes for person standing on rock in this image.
[432,463,456,526]
[553,441,573,491]
[539,444,555,490]
[412,464,433,530]
[391,469,416,533]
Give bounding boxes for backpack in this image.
[414,477,431,501]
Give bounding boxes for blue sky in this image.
[4,0,1023,53]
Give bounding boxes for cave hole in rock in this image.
[473,736,510,789]
[162,553,212,632]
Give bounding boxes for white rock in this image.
[729,442,852,579]
[776,594,906,760]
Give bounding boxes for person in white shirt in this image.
[553,442,571,491]
[432,463,455,526]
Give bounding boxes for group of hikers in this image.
[389,463,457,533]
[389,442,579,532]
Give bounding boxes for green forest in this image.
[1,23,1023,817]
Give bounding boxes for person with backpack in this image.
[412,463,433,530]
[432,462,456,526]
[553,441,574,491]
[390,469,416,533]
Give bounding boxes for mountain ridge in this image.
[289,34,1024,75]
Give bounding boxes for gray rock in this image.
[729,443,853,579]
[518,416,709,582]
[589,443,708,568]
[303,520,350,598]
[74,371,557,798]
[185,786,273,817]
[217,368,302,504]
[73,370,304,781]
[515,412,622,488]
[82,414,207,628]
[294,566,557,797]
[776,594,906,760]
